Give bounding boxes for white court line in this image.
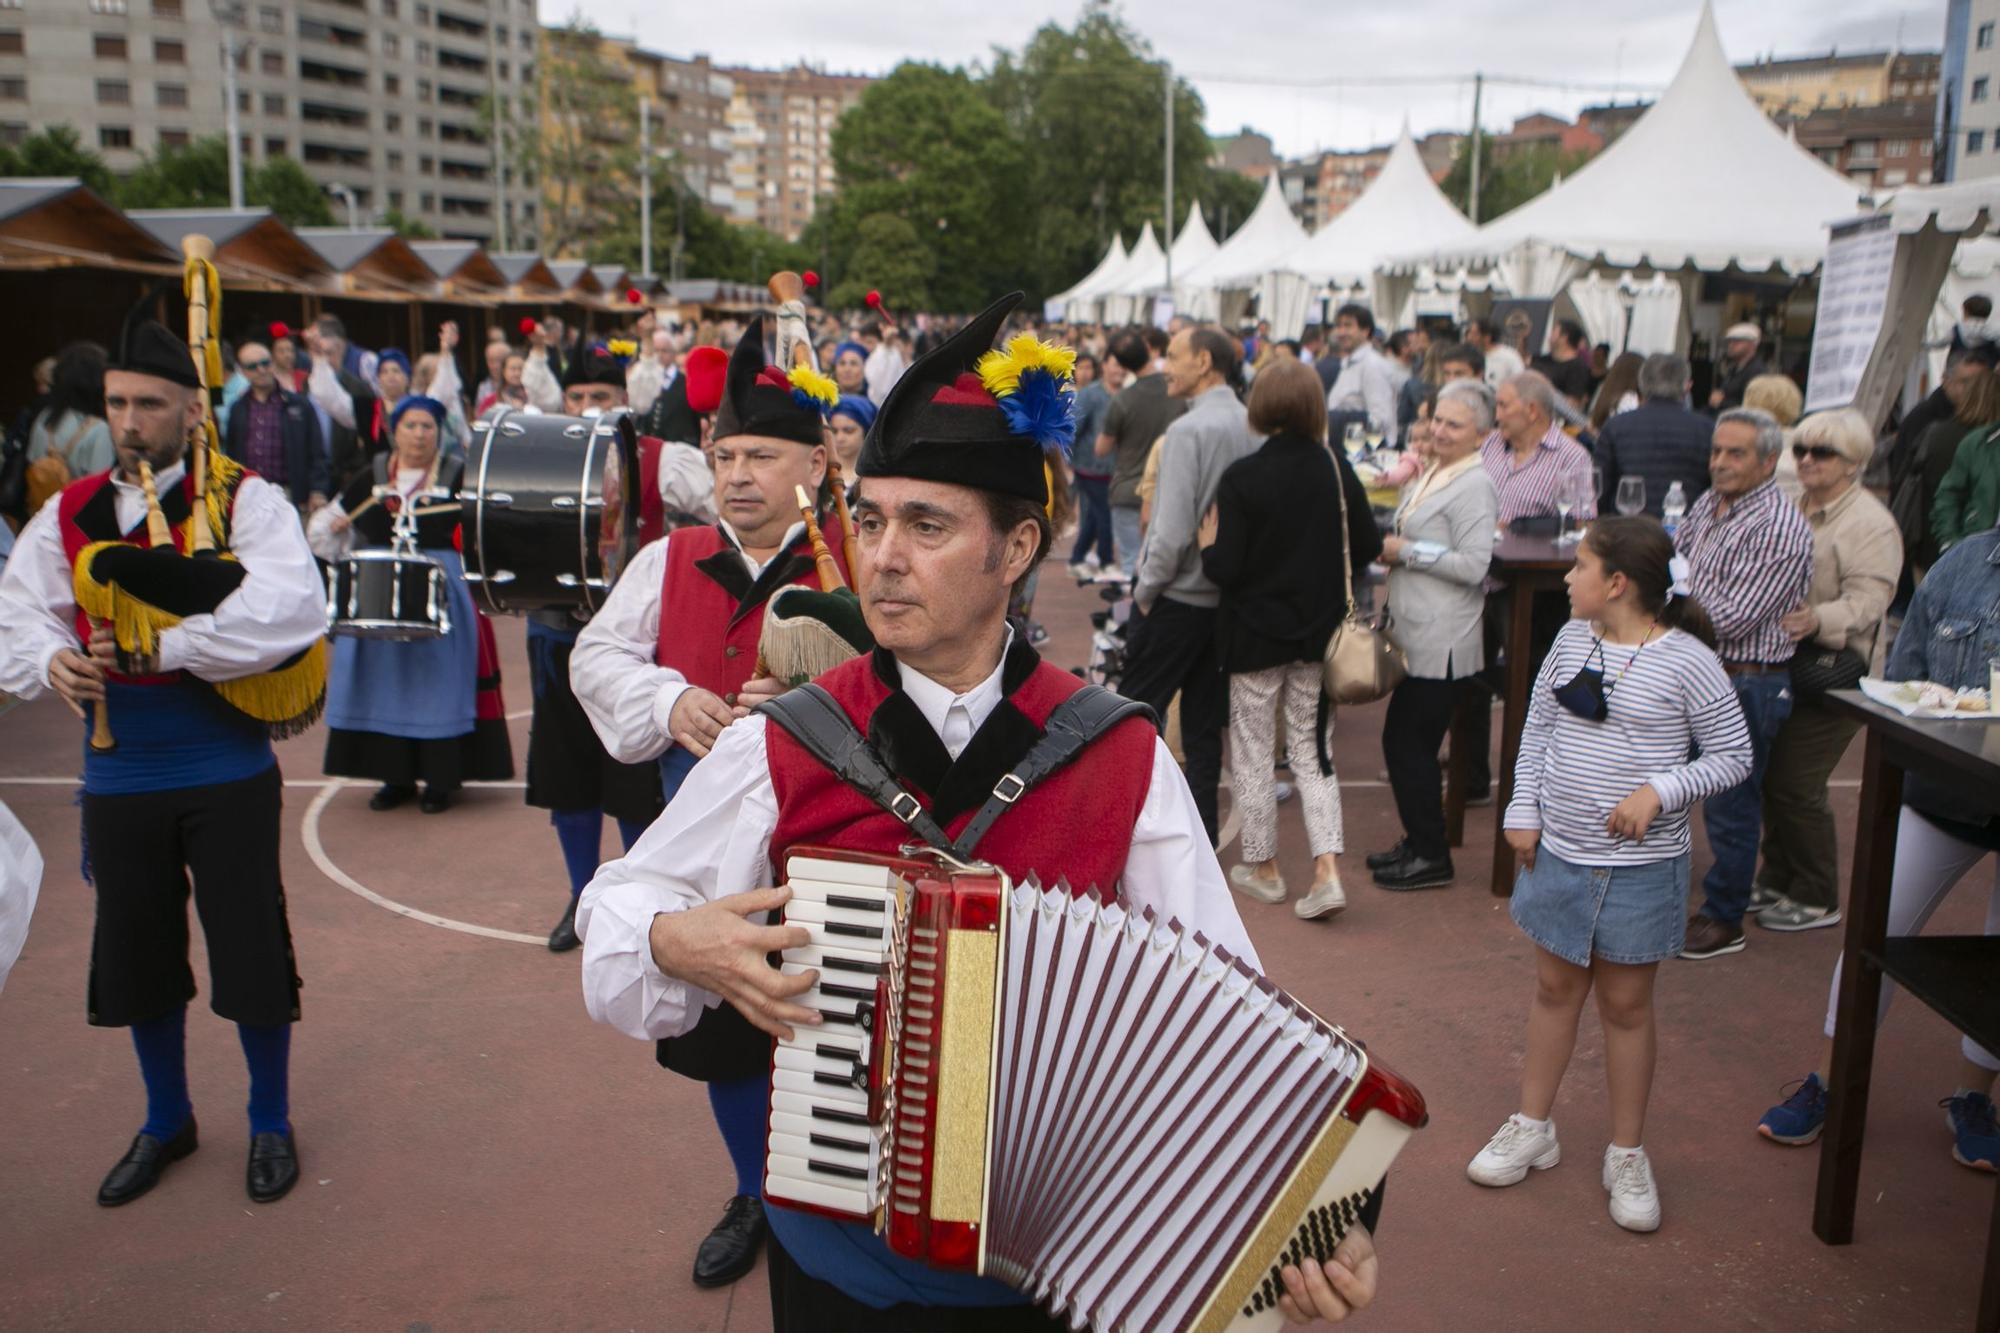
[298,778,546,947]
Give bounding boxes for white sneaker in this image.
[1067,561,1098,580]
[1466,1114,1561,1186]
[1602,1146,1661,1232]
[1294,878,1346,919]
[1228,864,1287,904]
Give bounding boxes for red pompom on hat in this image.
[864,290,882,309]
[268,321,292,341]
[802,270,820,289]
[626,287,643,305]
[684,344,729,416]
[518,317,537,336]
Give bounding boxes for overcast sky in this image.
[558,0,1946,157]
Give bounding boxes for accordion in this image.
[765,847,1428,1333]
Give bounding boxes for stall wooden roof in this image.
[0,179,176,272]
[128,208,335,291]
[486,252,563,297]
[294,228,438,296]
[406,240,507,295]
[544,259,602,298]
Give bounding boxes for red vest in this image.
[55,466,244,683]
[654,524,850,703]
[765,651,1157,901]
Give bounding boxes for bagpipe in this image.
[72,236,328,750]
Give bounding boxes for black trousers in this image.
[767,1231,1065,1332]
[1118,596,1225,844]
[1384,676,1458,860]
[83,764,301,1028]
[1459,588,1570,793]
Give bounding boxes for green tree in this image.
[583,171,810,282]
[115,136,231,209]
[1439,139,1597,223]
[377,207,437,239]
[817,62,1029,311]
[983,3,1245,298]
[0,125,115,196]
[247,157,334,227]
[1200,169,1263,244]
[501,15,637,256]
[826,214,934,310]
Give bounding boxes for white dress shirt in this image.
[576,643,1257,1043]
[655,441,718,523]
[570,521,806,764]
[1325,344,1398,437]
[0,463,328,697]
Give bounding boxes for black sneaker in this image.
[1365,841,1413,872]
[1373,853,1455,891]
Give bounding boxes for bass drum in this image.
[460,407,642,616]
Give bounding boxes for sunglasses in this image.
[1790,444,1843,462]
[239,359,272,371]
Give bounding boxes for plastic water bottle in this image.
[1661,481,1687,536]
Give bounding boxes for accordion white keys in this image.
[766,847,1428,1333]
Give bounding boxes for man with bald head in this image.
[222,336,328,514]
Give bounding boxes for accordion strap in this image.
[757,681,1154,859]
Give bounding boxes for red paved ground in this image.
[0,565,1991,1330]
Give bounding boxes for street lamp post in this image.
[210,0,247,211]
[327,183,360,230]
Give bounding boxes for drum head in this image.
[459,408,643,616]
[327,549,450,640]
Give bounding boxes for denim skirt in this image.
[1510,847,1691,967]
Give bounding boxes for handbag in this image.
[1788,643,1867,699]
[1322,450,1407,705]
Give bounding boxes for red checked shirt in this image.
[1673,477,1815,664]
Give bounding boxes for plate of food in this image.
[1858,677,1999,719]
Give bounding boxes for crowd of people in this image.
[1,273,1997,1325]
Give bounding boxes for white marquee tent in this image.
[1111,203,1220,318]
[1065,223,1158,323]
[1050,232,1127,321]
[1175,173,1311,324]
[1380,1,1863,353]
[1097,222,1165,325]
[1262,126,1476,336]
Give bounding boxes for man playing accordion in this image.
[578,294,1381,1328]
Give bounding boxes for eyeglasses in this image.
[1790,444,1843,462]
[239,359,272,371]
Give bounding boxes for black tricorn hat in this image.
[562,343,626,391]
[110,318,201,390]
[856,292,1071,505]
[711,314,827,447]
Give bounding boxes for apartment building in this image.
[0,0,530,244]
[723,63,870,241]
[1944,0,2000,180]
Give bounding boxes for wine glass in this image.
[1343,421,1366,458]
[1553,487,1575,544]
[1616,475,1647,517]
[1364,426,1385,455]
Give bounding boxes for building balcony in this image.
[300,59,368,90]
[300,101,368,129]
[437,47,486,76]
[302,139,369,168]
[439,157,488,181]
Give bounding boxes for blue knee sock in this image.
[551,808,603,897]
[707,1075,770,1198]
[614,817,648,854]
[237,1023,291,1137]
[130,1007,193,1139]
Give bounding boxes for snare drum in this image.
[326,548,451,640]
[459,408,642,616]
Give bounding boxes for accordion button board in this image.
[767,847,1430,1333]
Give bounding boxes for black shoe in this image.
[1365,841,1414,872]
[418,786,453,815]
[692,1194,767,1288]
[1373,853,1456,891]
[246,1129,299,1203]
[97,1116,198,1207]
[368,784,415,812]
[548,897,580,953]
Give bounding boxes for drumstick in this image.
[796,484,845,592]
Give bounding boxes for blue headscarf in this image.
[377,348,412,380]
[387,394,447,436]
[834,340,868,366]
[830,394,877,430]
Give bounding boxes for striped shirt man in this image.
[1479,422,1597,528]
[1673,477,1814,664]
[1505,621,1752,865]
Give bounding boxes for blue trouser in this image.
[1111,504,1143,576]
[1698,669,1793,927]
[1070,473,1115,567]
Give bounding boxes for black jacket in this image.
[1711,353,1767,414]
[320,367,384,490]
[1595,398,1713,517]
[641,369,700,444]
[223,386,331,505]
[1199,433,1383,674]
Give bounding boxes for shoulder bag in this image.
[1321,450,1406,704]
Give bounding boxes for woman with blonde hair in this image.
[1753,409,1902,932]
[1743,373,1805,500]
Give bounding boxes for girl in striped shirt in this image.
[1467,517,1752,1233]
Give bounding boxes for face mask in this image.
[1553,659,1611,722]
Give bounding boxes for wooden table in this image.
[1485,534,1576,895]
[1817,690,2000,1329]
